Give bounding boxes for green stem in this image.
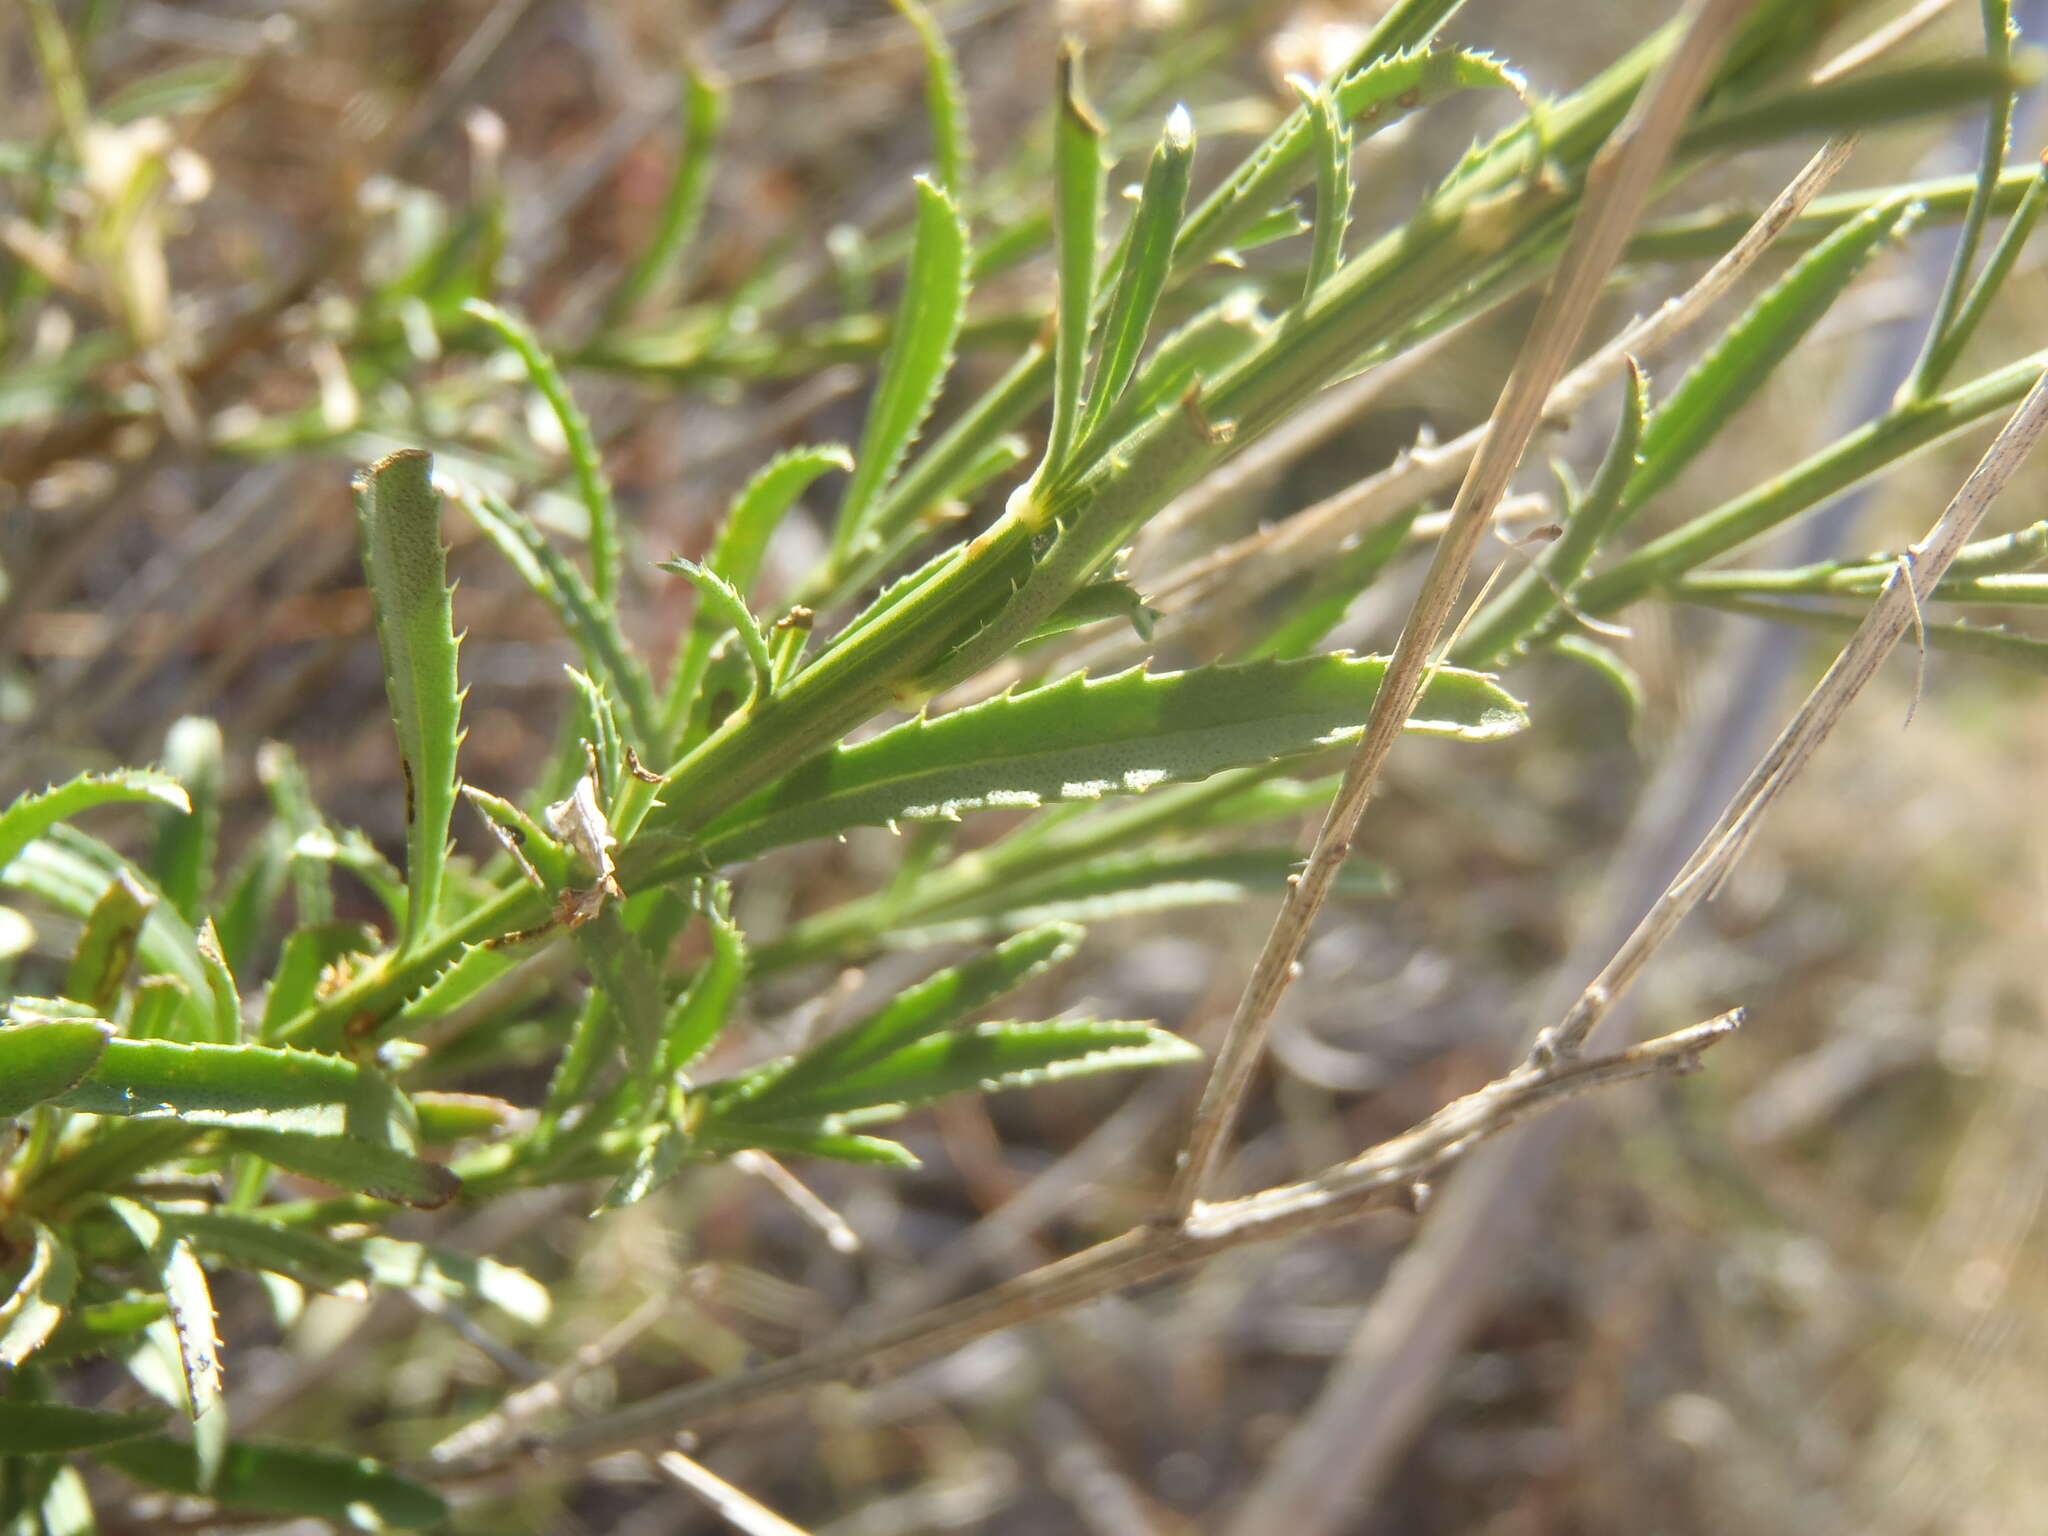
[1564,350,2048,622]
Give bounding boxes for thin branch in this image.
[1162,0,1761,1219]
[427,1012,1741,1478]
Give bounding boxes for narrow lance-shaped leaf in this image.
[6,833,214,1039]
[692,655,1526,862]
[1174,46,1523,270]
[255,741,332,926]
[1899,0,2016,402]
[730,1019,1201,1125]
[831,176,969,559]
[891,0,969,195]
[1076,103,1193,449]
[0,1015,111,1120]
[0,769,188,874]
[0,1400,165,1453]
[658,558,773,708]
[194,920,241,1045]
[661,444,851,741]
[603,58,727,325]
[0,1220,78,1365]
[662,881,747,1075]
[352,448,463,955]
[1677,57,2037,159]
[1041,41,1105,480]
[1915,147,2048,399]
[107,1198,223,1471]
[1623,197,1918,516]
[885,846,1394,949]
[94,1437,446,1529]
[153,716,221,923]
[464,299,622,605]
[695,1121,920,1167]
[228,1127,460,1210]
[458,483,659,749]
[1294,78,1353,305]
[62,868,152,1012]
[707,924,1080,1115]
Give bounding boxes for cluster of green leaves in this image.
[6,0,2046,1525]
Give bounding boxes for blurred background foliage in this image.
[5,0,2048,1531]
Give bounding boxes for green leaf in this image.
[194,920,242,1045]
[1624,196,1918,514]
[696,655,1526,861]
[0,1222,77,1366]
[658,558,773,708]
[106,1199,222,1450]
[36,1296,171,1363]
[101,56,248,122]
[662,444,851,741]
[1914,151,2048,398]
[227,1127,460,1210]
[214,823,289,980]
[891,846,1393,947]
[891,0,969,195]
[708,924,1080,1115]
[62,868,152,1012]
[352,448,464,956]
[255,740,333,926]
[53,1037,368,1121]
[603,59,727,324]
[464,298,622,605]
[171,1210,370,1292]
[0,1401,165,1453]
[1899,0,2017,402]
[1023,576,1158,646]
[1175,46,1523,270]
[1678,56,2038,158]
[1042,41,1105,479]
[153,716,221,923]
[695,1121,919,1167]
[4,834,214,1039]
[832,176,970,558]
[0,770,188,874]
[459,483,659,750]
[1078,103,1193,448]
[0,1016,110,1120]
[1549,633,1645,719]
[1091,290,1270,450]
[728,1019,1200,1124]
[662,883,746,1074]
[1295,80,1353,305]
[94,1437,446,1528]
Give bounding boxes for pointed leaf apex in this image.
[1165,103,1193,150]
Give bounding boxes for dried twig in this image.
[1163,0,1761,1219]
[428,1012,1739,1476]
